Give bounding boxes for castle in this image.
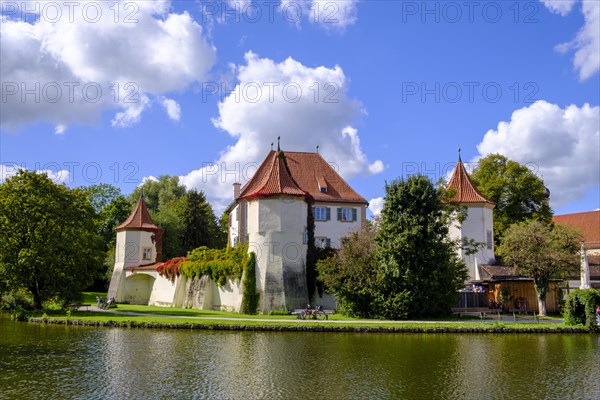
[107,147,494,312]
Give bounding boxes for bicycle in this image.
[299,304,326,320]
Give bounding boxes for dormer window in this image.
[317,176,327,193]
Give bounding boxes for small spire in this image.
[271,142,274,151]
[277,136,281,152]
[316,145,319,154]
[457,147,462,162]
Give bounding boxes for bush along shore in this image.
[26,317,590,334]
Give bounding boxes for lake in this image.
[1,313,599,399]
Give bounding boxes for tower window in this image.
[486,230,493,250]
[142,247,152,261]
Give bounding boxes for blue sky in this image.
[1,0,599,217]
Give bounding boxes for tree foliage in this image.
[0,171,104,309]
[317,224,378,317]
[318,175,467,319]
[182,189,218,252]
[241,252,259,314]
[499,220,580,316]
[374,175,468,319]
[563,289,600,332]
[470,154,552,247]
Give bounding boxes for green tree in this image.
[98,195,132,247]
[216,212,229,249]
[317,224,378,317]
[128,175,186,213]
[0,171,104,309]
[182,190,218,252]
[470,154,552,247]
[375,175,468,319]
[499,220,580,316]
[81,183,122,213]
[129,176,188,260]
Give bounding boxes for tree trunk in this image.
[534,281,548,317]
[537,297,547,317]
[31,287,42,310]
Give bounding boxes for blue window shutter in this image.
[326,207,331,221]
[337,207,342,221]
[326,238,331,247]
[352,208,357,222]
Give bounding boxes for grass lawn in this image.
[20,292,580,332]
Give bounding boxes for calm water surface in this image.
[1,314,599,400]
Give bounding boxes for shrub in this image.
[564,289,600,332]
[241,252,259,314]
[0,290,34,311]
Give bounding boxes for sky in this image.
[1,0,599,218]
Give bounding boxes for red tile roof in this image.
[553,210,600,248]
[240,150,367,204]
[446,158,495,205]
[240,151,308,199]
[116,196,162,232]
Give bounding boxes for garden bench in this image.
[67,303,91,311]
[292,308,335,320]
[452,308,501,319]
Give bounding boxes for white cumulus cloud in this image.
[542,0,600,80]
[368,160,385,175]
[368,197,384,217]
[0,163,70,185]
[476,100,599,208]
[179,52,380,211]
[0,0,216,131]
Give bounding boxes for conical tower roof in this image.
[240,150,309,200]
[447,155,495,205]
[116,196,162,232]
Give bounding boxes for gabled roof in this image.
[116,196,162,232]
[553,210,600,248]
[240,151,308,199]
[446,157,495,205]
[240,150,367,204]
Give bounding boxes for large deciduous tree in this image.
[375,175,468,319]
[0,171,104,309]
[499,220,580,316]
[470,154,552,247]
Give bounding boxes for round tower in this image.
[447,151,496,281]
[107,196,163,302]
[239,148,311,312]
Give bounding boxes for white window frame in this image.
[314,207,327,221]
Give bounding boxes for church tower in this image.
[107,196,163,302]
[447,151,496,281]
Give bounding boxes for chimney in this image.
[233,183,241,200]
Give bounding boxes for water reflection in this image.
[1,314,599,400]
